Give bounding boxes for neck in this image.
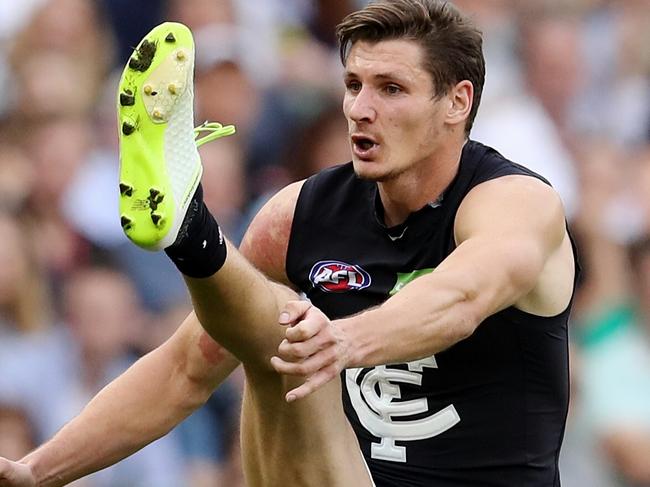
[377,140,466,227]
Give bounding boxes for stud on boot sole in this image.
[151,213,164,226]
[128,39,157,72]
[122,121,135,135]
[119,183,133,197]
[120,90,135,106]
[120,215,134,230]
[148,188,164,210]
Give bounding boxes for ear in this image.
[446,80,473,127]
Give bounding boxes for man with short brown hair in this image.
[0,1,577,486]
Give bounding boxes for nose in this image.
[345,87,376,124]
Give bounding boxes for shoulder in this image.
[449,175,575,317]
[455,174,565,246]
[239,180,305,286]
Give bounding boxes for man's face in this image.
[342,39,449,182]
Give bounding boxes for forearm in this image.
[342,271,480,367]
[342,235,545,367]
[22,333,237,487]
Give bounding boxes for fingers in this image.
[276,333,327,361]
[285,310,330,342]
[283,364,340,402]
[275,307,333,360]
[279,300,312,326]
[273,302,345,401]
[271,345,338,376]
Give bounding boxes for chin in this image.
[353,160,402,183]
[352,159,387,181]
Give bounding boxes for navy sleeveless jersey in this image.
[285,140,577,486]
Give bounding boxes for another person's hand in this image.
[271,300,351,402]
[0,458,35,487]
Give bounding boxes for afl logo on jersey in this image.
[309,260,371,293]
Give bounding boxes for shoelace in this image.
[194,121,236,147]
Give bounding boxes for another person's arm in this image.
[272,175,575,400]
[0,181,305,487]
[0,313,239,487]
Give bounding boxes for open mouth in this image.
[351,135,378,153]
[357,139,375,150]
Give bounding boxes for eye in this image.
[385,84,402,95]
[346,79,361,93]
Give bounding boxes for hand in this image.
[270,300,351,402]
[0,458,36,487]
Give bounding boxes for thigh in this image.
[240,371,374,487]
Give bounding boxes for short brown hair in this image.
[336,0,485,135]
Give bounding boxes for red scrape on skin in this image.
[198,332,226,365]
[241,194,293,281]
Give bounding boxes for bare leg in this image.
[182,246,371,486]
[116,23,372,487]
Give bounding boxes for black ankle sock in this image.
[164,184,227,278]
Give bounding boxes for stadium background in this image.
[0,0,649,485]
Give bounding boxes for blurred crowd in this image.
[0,0,649,485]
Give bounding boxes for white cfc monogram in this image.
[345,355,460,463]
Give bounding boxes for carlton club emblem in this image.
[346,356,460,463]
[309,260,371,293]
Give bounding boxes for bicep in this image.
[442,176,567,318]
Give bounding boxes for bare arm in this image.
[0,314,239,487]
[272,176,575,399]
[345,176,571,365]
[0,180,305,486]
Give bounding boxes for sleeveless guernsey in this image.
[286,140,577,486]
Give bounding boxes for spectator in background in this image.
[0,143,34,213]
[0,404,36,461]
[200,136,249,242]
[7,0,112,120]
[0,0,116,289]
[61,72,129,252]
[518,5,585,138]
[98,0,166,68]
[578,0,650,147]
[195,57,260,139]
[470,2,580,219]
[307,0,357,46]
[284,99,351,181]
[568,141,650,487]
[0,267,186,487]
[0,212,52,348]
[0,212,53,434]
[166,0,283,89]
[165,1,262,133]
[20,117,92,283]
[9,52,97,120]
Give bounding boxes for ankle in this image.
[164,184,227,278]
